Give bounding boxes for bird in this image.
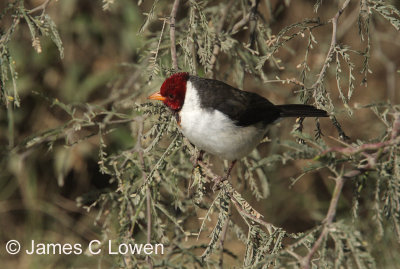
[148,72,328,186]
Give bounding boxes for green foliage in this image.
[1,0,400,268]
[1,0,63,107]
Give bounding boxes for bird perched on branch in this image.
[148,72,328,185]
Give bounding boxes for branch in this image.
[300,113,400,268]
[218,215,229,269]
[297,3,356,268]
[231,14,251,34]
[322,113,400,171]
[391,113,400,141]
[29,0,52,14]
[196,160,275,234]
[208,0,260,77]
[136,119,153,269]
[208,1,234,77]
[231,0,260,35]
[170,0,180,71]
[231,198,274,234]
[145,186,153,269]
[373,27,397,101]
[301,174,346,269]
[311,0,350,89]
[299,0,351,140]
[322,137,400,156]
[149,18,167,80]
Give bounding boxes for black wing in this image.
[189,76,281,127]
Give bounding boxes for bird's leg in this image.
[225,160,237,178]
[212,160,237,192]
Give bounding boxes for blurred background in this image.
[0,0,400,268]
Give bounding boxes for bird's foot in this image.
[211,160,237,192]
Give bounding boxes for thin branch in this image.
[28,0,52,14]
[149,18,167,80]
[136,119,153,269]
[301,112,400,268]
[197,160,218,179]
[249,0,261,48]
[299,0,351,140]
[218,215,230,269]
[231,14,251,34]
[321,113,400,171]
[208,1,234,77]
[188,5,198,75]
[287,249,304,264]
[391,113,400,141]
[196,160,275,235]
[231,196,274,235]
[373,24,397,101]
[170,0,180,71]
[208,0,260,77]
[145,186,153,269]
[322,137,400,156]
[311,0,351,89]
[301,174,346,269]
[299,3,354,267]
[229,0,261,34]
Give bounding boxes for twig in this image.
[197,160,218,179]
[299,3,354,267]
[301,0,351,140]
[301,174,346,269]
[373,24,397,101]
[170,0,180,71]
[231,14,251,34]
[208,0,260,77]
[264,78,305,87]
[322,113,400,169]
[208,1,234,77]
[311,0,351,89]
[391,113,400,141]
[149,18,167,80]
[145,186,153,269]
[196,159,275,235]
[231,197,274,235]
[136,119,153,269]
[229,0,262,35]
[188,6,198,74]
[249,0,261,48]
[28,0,52,14]
[301,113,400,268]
[218,215,230,269]
[230,0,261,34]
[287,249,304,264]
[322,138,400,156]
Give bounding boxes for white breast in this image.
[179,81,266,161]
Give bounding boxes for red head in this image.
[148,72,189,111]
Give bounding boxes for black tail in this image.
[276,104,328,118]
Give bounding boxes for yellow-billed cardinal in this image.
[148,72,328,183]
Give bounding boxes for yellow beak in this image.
[148,91,166,101]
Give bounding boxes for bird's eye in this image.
[168,94,175,99]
